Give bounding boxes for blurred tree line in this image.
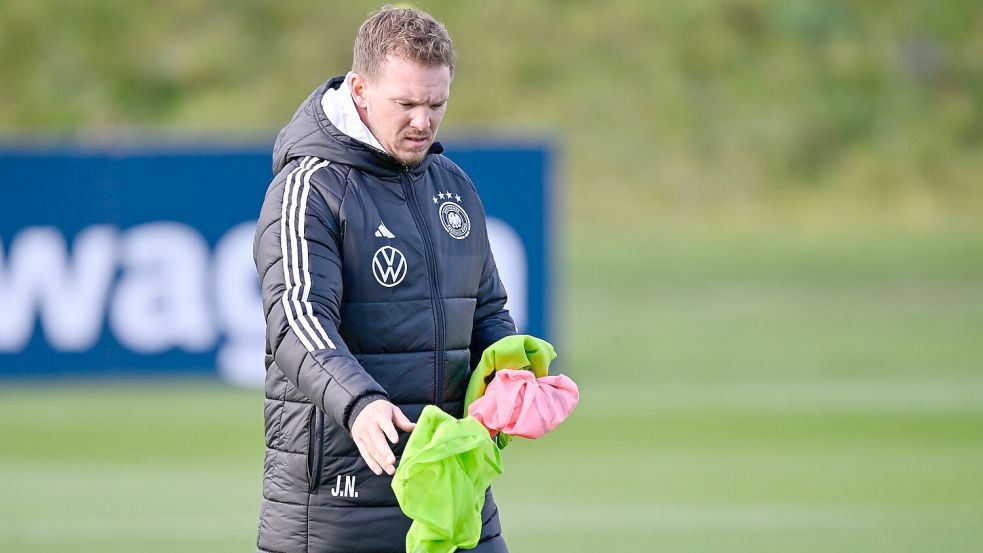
[1,0,980,230]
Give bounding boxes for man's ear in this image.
[350,73,369,109]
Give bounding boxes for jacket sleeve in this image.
[469,221,518,370]
[255,159,387,430]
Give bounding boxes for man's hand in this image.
[350,399,416,476]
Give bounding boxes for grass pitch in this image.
[2,229,982,552]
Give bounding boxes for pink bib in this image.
[467,369,579,439]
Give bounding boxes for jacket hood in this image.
[271,75,443,178]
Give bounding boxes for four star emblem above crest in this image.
[432,191,467,211]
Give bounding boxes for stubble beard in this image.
[394,139,432,169]
[397,152,426,169]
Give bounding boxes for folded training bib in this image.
[392,405,503,553]
[467,369,579,439]
[464,335,557,448]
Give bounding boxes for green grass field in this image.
[2,229,982,552]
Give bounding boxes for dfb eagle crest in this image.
[438,201,470,239]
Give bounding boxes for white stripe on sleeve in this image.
[280,156,336,352]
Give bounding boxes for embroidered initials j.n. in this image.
[330,475,359,498]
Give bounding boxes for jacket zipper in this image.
[307,406,324,494]
[400,173,445,405]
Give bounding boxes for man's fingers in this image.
[392,408,416,432]
[351,402,405,476]
[366,426,396,475]
[354,438,383,476]
[381,418,399,445]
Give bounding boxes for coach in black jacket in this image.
[252,7,515,553]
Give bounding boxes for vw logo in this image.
[372,246,407,287]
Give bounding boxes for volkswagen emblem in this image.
[372,246,407,287]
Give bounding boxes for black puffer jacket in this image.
[253,76,516,553]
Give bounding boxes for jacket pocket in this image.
[306,405,325,493]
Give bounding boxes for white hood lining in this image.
[320,72,387,153]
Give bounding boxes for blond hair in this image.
[353,5,456,80]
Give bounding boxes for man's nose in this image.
[409,108,430,132]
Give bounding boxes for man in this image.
[253,6,514,552]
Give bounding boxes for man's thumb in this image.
[392,407,416,432]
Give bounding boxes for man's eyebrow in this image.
[394,97,449,105]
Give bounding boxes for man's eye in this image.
[431,103,446,110]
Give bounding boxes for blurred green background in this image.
[1,1,981,552]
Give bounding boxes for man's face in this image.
[351,56,451,167]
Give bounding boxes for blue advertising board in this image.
[0,142,552,384]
